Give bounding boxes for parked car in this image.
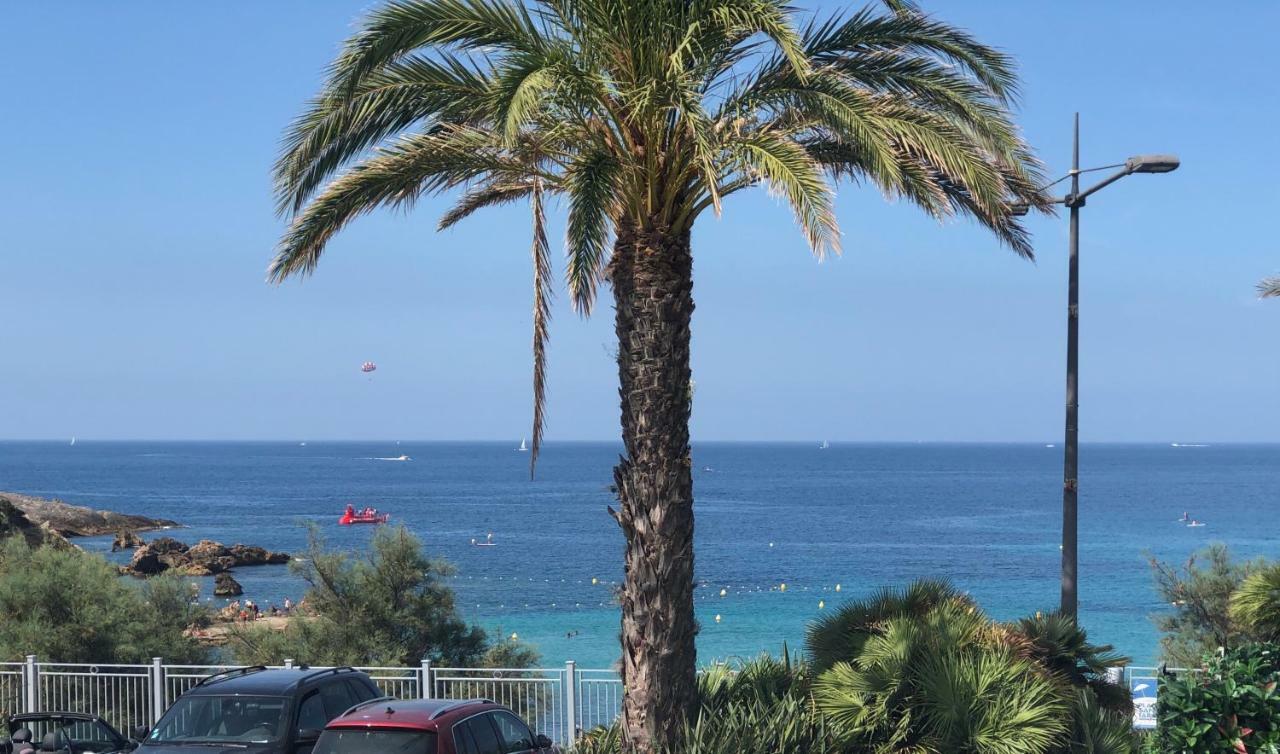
[135,666,382,754]
[5,712,136,754]
[314,698,556,754]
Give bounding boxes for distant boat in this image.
[1045,444,1055,448]
[517,438,528,452]
[1171,443,1209,448]
[299,442,307,446]
[69,437,76,446]
[472,532,497,547]
[374,454,411,461]
[819,440,829,450]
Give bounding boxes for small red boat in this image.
[339,505,390,525]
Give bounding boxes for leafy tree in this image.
[1148,544,1265,667]
[1229,564,1280,642]
[1259,276,1280,298]
[0,538,209,664]
[269,1,1046,748]
[228,525,536,669]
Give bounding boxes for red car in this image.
[314,698,556,754]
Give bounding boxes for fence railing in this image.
[0,657,619,748]
[0,658,1176,747]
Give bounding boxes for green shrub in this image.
[1157,644,1280,754]
[228,525,536,669]
[1229,566,1280,643]
[1148,545,1267,668]
[0,538,209,664]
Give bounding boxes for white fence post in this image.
[23,655,37,713]
[420,659,432,699]
[284,659,294,669]
[151,657,165,724]
[564,660,577,749]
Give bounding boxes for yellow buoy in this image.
[714,614,722,623]
[835,583,841,592]
[779,583,787,592]
[719,588,727,597]
[818,600,825,609]
[591,577,599,585]
[510,633,518,640]
[769,542,775,548]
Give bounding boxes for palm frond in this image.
[328,0,548,95]
[732,131,840,257]
[1259,276,1280,298]
[528,179,552,479]
[563,149,619,314]
[275,53,491,215]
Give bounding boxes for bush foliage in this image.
[1157,644,1280,754]
[228,525,537,669]
[0,537,210,663]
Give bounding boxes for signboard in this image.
[1131,676,1157,730]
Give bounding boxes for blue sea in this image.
[1,441,1276,668]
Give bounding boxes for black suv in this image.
[136,666,382,754]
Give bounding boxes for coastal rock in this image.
[127,547,167,576]
[0,497,82,551]
[111,530,145,551]
[121,536,289,577]
[228,544,290,566]
[1,491,179,537]
[213,573,243,597]
[37,522,78,551]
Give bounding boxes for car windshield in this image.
[313,729,436,754]
[149,695,288,744]
[8,717,124,753]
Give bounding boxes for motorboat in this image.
[339,505,390,525]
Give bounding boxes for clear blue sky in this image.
[1,1,1276,442]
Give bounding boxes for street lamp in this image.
[1016,114,1179,620]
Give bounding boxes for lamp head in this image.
[1125,154,1180,174]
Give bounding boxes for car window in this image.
[466,716,502,754]
[490,712,534,753]
[314,729,436,754]
[346,678,379,703]
[150,695,288,744]
[453,724,477,754]
[297,692,329,732]
[320,680,359,718]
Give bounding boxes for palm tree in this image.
[1010,611,1131,714]
[269,1,1046,749]
[1229,564,1280,641]
[1261,276,1280,298]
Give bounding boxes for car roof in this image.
[325,698,503,732]
[184,666,368,696]
[8,712,124,737]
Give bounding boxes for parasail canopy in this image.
[361,361,377,373]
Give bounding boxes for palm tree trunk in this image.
[608,221,698,754]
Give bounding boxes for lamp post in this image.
[1015,114,1179,620]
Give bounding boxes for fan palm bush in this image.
[271,1,1046,748]
[812,597,1069,754]
[1011,611,1132,715]
[1229,564,1280,642]
[1259,277,1280,298]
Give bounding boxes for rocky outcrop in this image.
[111,530,145,551]
[0,497,79,550]
[1,491,178,537]
[213,573,243,597]
[122,536,289,577]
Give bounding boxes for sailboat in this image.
[517,438,528,452]
[69,437,76,446]
[819,440,829,450]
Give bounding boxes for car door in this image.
[294,690,329,754]
[488,712,537,754]
[462,715,502,754]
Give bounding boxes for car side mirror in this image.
[534,733,553,749]
[132,726,150,743]
[296,728,322,744]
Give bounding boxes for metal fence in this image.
[0,658,1177,747]
[0,658,619,748]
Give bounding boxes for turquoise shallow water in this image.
[1,441,1276,668]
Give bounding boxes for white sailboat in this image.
[819,440,829,450]
[69,437,76,446]
[517,438,528,452]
